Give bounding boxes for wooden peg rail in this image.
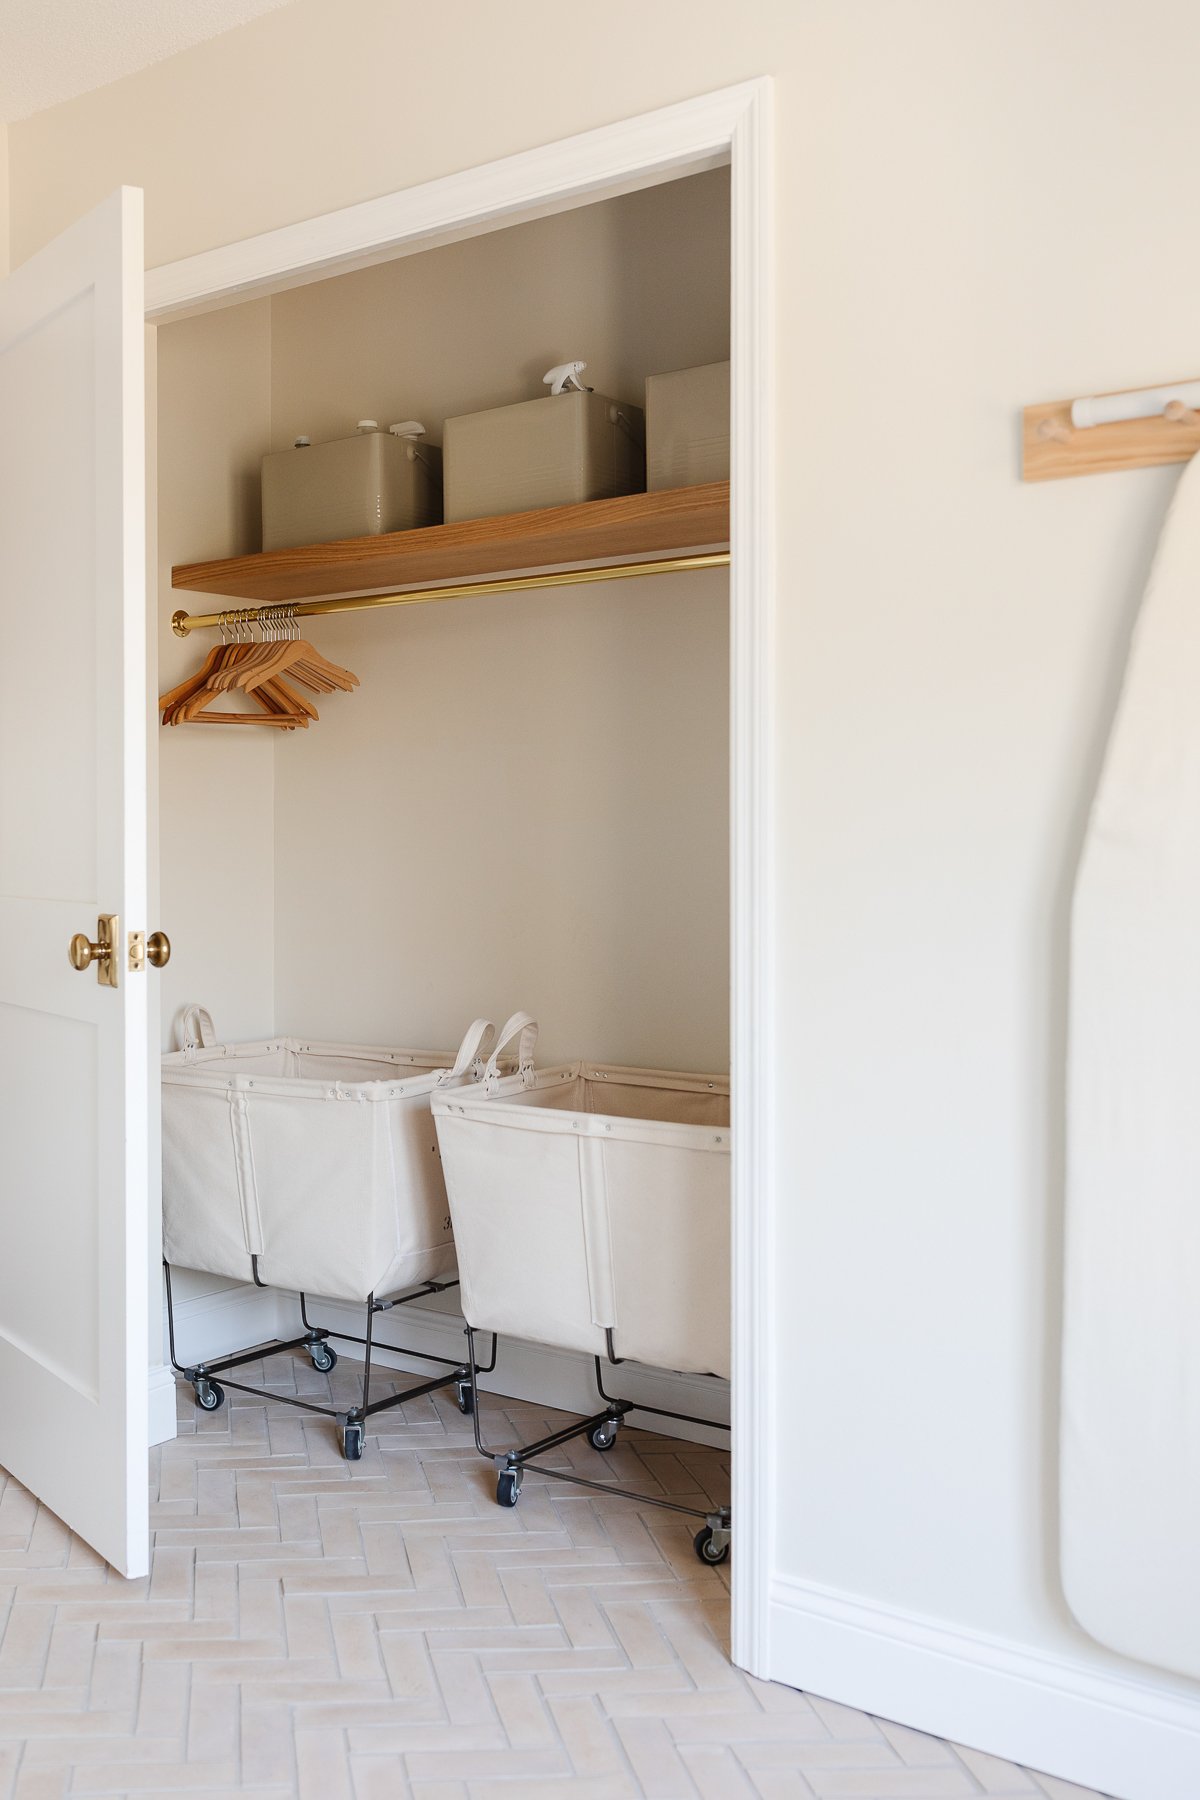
[1023,380,1200,481]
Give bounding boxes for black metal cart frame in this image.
[463,1323,732,1564]
[163,1258,474,1460]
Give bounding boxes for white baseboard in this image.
[157,1280,729,1448]
[307,1291,731,1448]
[147,1363,177,1447]
[162,1277,283,1368]
[769,1574,1200,1800]
[150,1278,284,1448]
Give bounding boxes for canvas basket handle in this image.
[445,1018,497,1081]
[483,1011,538,1090]
[178,1004,217,1054]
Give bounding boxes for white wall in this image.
[10,3,1200,1793]
[268,174,730,1065]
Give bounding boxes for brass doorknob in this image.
[147,931,171,969]
[69,933,102,972]
[68,914,119,988]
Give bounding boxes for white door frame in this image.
[144,78,776,1674]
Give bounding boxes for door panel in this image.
[0,189,148,1577]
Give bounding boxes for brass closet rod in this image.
[172,550,732,636]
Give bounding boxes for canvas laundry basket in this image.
[431,1015,731,1378]
[162,1007,496,1303]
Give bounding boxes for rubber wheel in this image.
[693,1526,730,1566]
[454,1379,474,1416]
[588,1421,618,1452]
[496,1469,521,1508]
[309,1343,337,1373]
[194,1379,225,1412]
[341,1422,364,1461]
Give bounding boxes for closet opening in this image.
[153,164,735,1580]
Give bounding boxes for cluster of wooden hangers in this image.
[159,609,359,728]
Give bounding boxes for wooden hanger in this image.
[158,642,235,718]
[159,640,307,727]
[229,674,317,727]
[158,629,352,726]
[212,638,359,697]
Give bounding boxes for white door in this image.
[0,188,149,1577]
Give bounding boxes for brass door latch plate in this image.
[128,930,171,973]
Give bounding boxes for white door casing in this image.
[0,187,149,1577]
[144,82,776,1664]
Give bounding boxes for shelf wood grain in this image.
[172,482,731,602]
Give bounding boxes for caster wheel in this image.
[194,1378,225,1413]
[341,1421,364,1461]
[454,1378,474,1416]
[693,1526,730,1566]
[496,1469,522,1508]
[309,1342,337,1373]
[588,1420,619,1452]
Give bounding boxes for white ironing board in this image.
[1064,452,1200,1679]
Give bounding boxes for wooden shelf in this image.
[172,481,730,603]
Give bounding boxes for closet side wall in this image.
[157,300,276,1056]
[156,302,276,1316]
[0,125,8,279]
[268,177,731,1069]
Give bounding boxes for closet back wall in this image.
[267,172,731,1067]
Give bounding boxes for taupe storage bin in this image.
[444,388,644,524]
[262,421,442,551]
[646,361,730,491]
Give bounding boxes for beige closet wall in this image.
[156,302,275,1051]
[13,0,1200,1772]
[268,174,730,1065]
[0,125,8,277]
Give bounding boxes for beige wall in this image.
[268,174,729,1064]
[268,171,729,451]
[0,124,8,277]
[271,575,729,1066]
[156,300,275,1053]
[155,301,273,1314]
[11,0,1200,1779]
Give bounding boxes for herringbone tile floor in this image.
[0,1349,1107,1799]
